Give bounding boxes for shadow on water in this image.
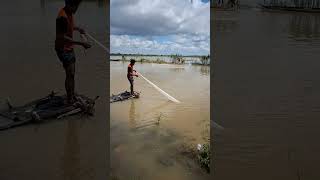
[199,66,210,76]
[128,99,136,129]
[61,120,80,180]
[142,101,172,117]
[214,10,240,33]
[287,14,320,41]
[215,19,239,33]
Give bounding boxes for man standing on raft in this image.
[127,59,138,95]
[55,0,91,104]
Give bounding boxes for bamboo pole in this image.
[138,73,181,103]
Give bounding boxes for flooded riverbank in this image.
[213,4,320,180]
[110,54,211,65]
[110,61,210,179]
[0,1,108,179]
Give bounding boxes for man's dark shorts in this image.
[56,49,76,68]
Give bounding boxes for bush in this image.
[198,143,210,173]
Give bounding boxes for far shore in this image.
[110,54,211,66]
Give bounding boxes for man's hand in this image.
[82,42,91,49]
[75,27,86,34]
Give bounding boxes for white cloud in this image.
[111,34,209,55]
[110,0,210,55]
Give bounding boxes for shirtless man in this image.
[127,59,139,95]
[55,0,91,103]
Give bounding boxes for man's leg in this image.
[130,79,134,95]
[64,62,75,103]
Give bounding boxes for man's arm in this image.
[56,17,90,48]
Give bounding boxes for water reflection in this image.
[287,14,320,41]
[215,19,239,33]
[142,101,172,117]
[129,100,136,128]
[168,67,185,73]
[200,66,210,76]
[61,120,80,180]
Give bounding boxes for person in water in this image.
[127,59,138,95]
[55,0,91,104]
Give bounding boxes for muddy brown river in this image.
[213,4,320,180]
[110,62,210,179]
[0,1,108,179]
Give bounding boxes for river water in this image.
[213,5,320,180]
[0,1,108,179]
[110,62,210,179]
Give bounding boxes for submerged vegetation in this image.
[198,118,210,173]
[177,118,210,173]
[178,141,211,173]
[156,113,163,125]
[198,143,210,173]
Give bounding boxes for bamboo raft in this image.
[110,91,140,103]
[0,91,99,130]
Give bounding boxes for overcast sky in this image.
[110,0,210,55]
